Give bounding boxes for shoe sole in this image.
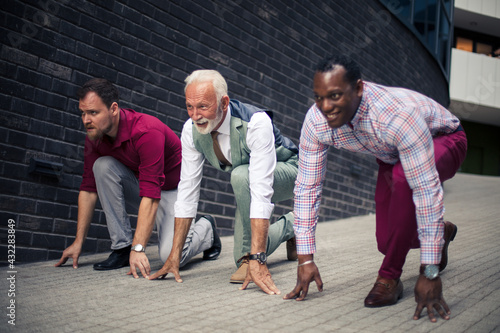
[203,254,220,260]
[93,263,129,271]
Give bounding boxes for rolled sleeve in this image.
[247,112,276,219]
[174,120,205,218]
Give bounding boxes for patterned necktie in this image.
[211,131,232,166]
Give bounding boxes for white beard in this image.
[194,107,224,135]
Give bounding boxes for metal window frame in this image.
[379,0,454,81]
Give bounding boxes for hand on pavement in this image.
[127,251,151,279]
[283,261,323,301]
[413,274,451,322]
[147,257,183,282]
[240,260,280,295]
[54,243,82,269]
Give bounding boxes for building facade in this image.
[449,0,500,176]
[1,0,451,263]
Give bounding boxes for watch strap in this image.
[248,252,266,264]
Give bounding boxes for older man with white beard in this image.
[148,70,298,295]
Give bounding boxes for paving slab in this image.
[1,172,499,332]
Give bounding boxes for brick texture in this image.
[0,0,449,263]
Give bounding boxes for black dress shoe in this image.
[202,215,221,260]
[93,245,131,270]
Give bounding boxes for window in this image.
[477,43,492,56]
[397,0,412,20]
[379,0,453,79]
[443,0,452,15]
[456,37,473,52]
[438,3,451,67]
[454,27,500,57]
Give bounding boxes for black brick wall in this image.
[0,0,449,263]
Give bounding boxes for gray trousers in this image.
[230,156,298,266]
[93,156,213,267]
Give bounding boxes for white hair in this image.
[184,70,228,107]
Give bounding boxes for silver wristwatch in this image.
[423,264,439,280]
[131,244,145,252]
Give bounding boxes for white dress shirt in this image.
[174,106,277,219]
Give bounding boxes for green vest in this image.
[192,101,297,172]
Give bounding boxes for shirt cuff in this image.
[295,234,316,255]
[139,178,163,199]
[249,201,274,219]
[420,240,444,265]
[174,201,198,218]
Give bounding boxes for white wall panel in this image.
[450,48,500,110]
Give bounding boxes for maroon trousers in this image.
[375,130,467,280]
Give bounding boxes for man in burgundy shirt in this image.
[55,78,220,278]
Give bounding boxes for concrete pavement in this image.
[2,172,499,332]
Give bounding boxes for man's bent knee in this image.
[230,165,250,187]
[92,156,118,176]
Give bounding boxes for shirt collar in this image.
[110,108,130,148]
[216,105,231,135]
[349,83,368,128]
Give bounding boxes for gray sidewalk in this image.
[2,172,499,332]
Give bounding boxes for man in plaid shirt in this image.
[284,55,467,322]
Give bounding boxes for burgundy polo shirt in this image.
[80,108,181,199]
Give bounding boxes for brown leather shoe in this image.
[364,276,403,307]
[439,221,457,272]
[229,258,248,284]
[286,237,298,261]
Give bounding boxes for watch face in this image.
[132,244,144,252]
[258,252,267,264]
[424,265,439,280]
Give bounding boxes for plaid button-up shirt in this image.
[294,82,461,264]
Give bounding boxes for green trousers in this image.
[230,155,298,266]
